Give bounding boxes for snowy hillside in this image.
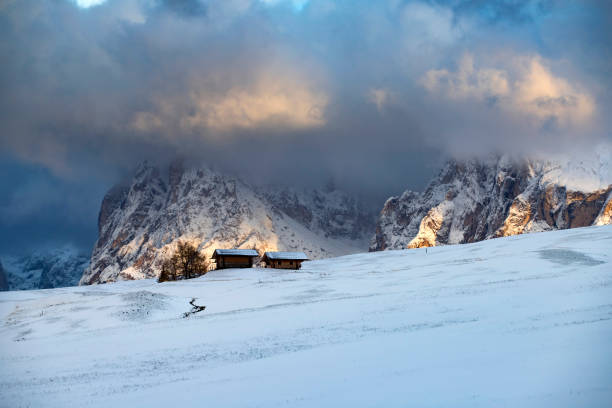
[371,153,612,251]
[82,160,374,285]
[1,225,611,407]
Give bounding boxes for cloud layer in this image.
[131,70,328,134]
[422,54,596,137]
[0,0,611,252]
[2,1,609,170]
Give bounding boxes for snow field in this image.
[1,225,611,407]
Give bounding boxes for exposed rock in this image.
[262,187,374,241]
[371,154,612,251]
[81,161,375,285]
[595,192,612,225]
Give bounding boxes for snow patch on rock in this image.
[82,161,375,285]
[372,152,612,251]
[1,246,89,290]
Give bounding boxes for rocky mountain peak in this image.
[371,154,612,251]
[1,247,90,290]
[81,162,376,285]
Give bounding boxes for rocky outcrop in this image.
[371,154,612,251]
[262,187,374,241]
[595,193,612,225]
[81,161,375,285]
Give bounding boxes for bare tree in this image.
[158,258,178,282]
[158,241,208,282]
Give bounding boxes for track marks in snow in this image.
[1,226,611,407]
[115,291,170,321]
[537,249,605,266]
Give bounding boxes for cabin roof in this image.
[262,251,309,261]
[212,249,259,259]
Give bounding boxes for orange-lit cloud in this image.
[131,72,327,136]
[513,57,594,125]
[185,77,328,131]
[368,88,393,112]
[422,54,595,128]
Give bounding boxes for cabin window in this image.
[290,261,294,266]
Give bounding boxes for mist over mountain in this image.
[2,2,611,406]
[3,146,611,289]
[372,150,612,251]
[81,160,376,284]
[1,247,89,290]
[73,149,611,286]
[2,0,611,259]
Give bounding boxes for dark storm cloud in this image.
[0,156,106,254]
[0,0,610,254]
[159,0,207,17]
[445,0,554,23]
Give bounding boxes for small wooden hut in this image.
[211,249,259,270]
[261,251,309,270]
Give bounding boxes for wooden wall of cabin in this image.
[267,259,302,270]
[217,255,253,269]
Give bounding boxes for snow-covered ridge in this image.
[535,146,612,191]
[0,246,89,290]
[371,152,612,251]
[82,160,375,285]
[1,225,611,407]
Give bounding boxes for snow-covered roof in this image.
[212,249,259,259]
[263,251,309,261]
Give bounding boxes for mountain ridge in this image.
[1,247,89,290]
[81,160,376,284]
[370,153,612,251]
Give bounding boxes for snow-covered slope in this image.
[82,161,374,285]
[371,153,612,250]
[1,247,89,290]
[1,225,611,407]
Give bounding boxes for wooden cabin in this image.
[261,251,309,270]
[211,249,259,270]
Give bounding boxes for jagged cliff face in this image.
[371,155,612,251]
[262,188,374,241]
[82,162,375,285]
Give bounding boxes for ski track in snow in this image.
[1,226,611,407]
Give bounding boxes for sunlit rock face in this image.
[595,194,612,225]
[371,155,612,251]
[81,161,375,285]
